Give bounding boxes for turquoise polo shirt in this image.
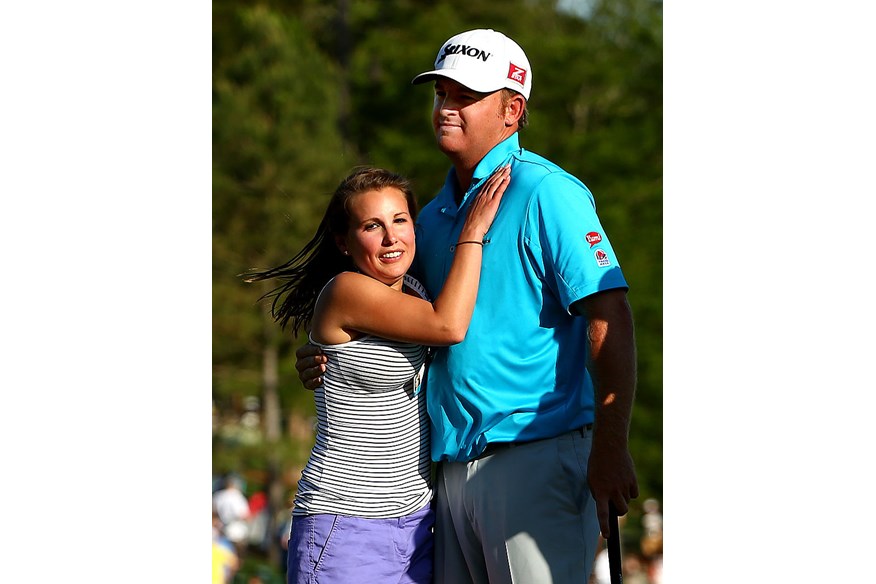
[412,133,629,462]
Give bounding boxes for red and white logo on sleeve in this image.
[594,249,611,267]
[585,231,602,247]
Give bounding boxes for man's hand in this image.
[588,438,638,539]
[295,343,327,390]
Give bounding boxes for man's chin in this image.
[435,136,459,155]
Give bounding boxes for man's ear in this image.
[504,95,525,126]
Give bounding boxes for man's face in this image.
[431,78,509,163]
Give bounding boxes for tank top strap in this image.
[403,274,431,301]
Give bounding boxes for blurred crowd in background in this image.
[212,473,292,584]
[590,496,663,584]
[212,472,663,584]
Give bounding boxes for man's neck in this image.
[451,167,474,204]
[447,129,518,204]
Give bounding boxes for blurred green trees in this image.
[213,0,662,564]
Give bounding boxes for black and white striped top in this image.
[292,276,432,518]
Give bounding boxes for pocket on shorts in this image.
[287,514,342,582]
[560,429,592,512]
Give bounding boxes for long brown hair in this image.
[243,167,418,335]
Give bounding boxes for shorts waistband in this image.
[474,424,593,460]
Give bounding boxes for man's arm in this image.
[571,288,639,539]
[295,343,327,390]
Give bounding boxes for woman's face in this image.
[339,187,415,289]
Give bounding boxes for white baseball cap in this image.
[411,29,532,100]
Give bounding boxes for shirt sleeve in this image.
[525,172,628,312]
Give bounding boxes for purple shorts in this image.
[286,503,434,584]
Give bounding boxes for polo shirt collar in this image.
[438,133,521,211]
[472,133,520,185]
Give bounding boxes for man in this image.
[296,28,638,584]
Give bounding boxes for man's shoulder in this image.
[515,148,565,173]
[513,151,591,196]
[419,195,443,211]
[417,185,456,218]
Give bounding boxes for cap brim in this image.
[410,69,502,94]
[411,71,441,85]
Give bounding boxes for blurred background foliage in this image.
[214,0,661,574]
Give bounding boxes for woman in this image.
[244,165,509,584]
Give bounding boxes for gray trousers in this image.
[434,427,600,584]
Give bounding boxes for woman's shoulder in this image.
[314,272,372,320]
[311,272,368,345]
[320,271,372,297]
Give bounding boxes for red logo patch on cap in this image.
[508,63,527,86]
[585,231,602,247]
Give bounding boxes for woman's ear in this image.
[335,235,349,256]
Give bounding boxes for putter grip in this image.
[608,502,623,584]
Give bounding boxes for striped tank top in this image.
[292,275,432,518]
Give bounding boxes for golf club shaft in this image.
[608,502,623,584]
